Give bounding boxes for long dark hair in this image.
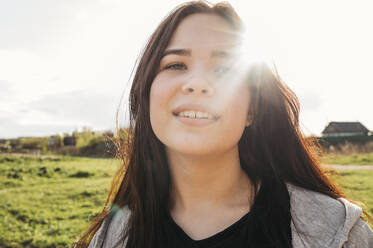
[74,1,366,247]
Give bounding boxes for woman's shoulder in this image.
[286,182,373,248]
[88,205,131,248]
[286,182,353,220]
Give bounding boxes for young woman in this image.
[75,1,373,247]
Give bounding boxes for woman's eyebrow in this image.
[161,49,232,59]
[162,49,191,58]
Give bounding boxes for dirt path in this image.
[322,164,373,170]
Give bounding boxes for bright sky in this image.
[1,0,372,138]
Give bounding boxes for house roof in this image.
[322,122,370,134]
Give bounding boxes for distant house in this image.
[63,136,76,146]
[322,122,370,137]
[48,136,58,146]
[48,135,63,148]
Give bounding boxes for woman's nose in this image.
[181,71,215,96]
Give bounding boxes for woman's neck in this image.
[167,146,253,216]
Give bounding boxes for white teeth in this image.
[177,111,215,120]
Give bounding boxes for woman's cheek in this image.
[149,75,179,134]
[152,74,179,98]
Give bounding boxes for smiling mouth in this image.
[173,110,219,120]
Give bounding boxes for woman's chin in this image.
[165,143,224,157]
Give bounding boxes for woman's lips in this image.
[172,103,219,119]
[173,114,219,127]
[172,103,220,127]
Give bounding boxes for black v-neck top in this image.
[162,210,251,248]
[159,181,292,248]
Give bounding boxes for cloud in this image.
[0,80,14,101]
[0,117,79,138]
[0,89,123,138]
[297,90,322,112]
[28,90,119,127]
[0,1,89,51]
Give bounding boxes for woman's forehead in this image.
[167,13,241,52]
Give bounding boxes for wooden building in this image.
[63,136,76,146]
[322,122,370,137]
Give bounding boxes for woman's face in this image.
[149,13,250,156]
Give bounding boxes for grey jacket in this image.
[88,183,373,248]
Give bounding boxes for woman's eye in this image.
[164,63,187,70]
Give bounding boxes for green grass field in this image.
[329,169,373,218]
[320,152,373,165]
[0,154,372,248]
[0,155,119,248]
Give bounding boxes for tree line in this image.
[0,128,126,157]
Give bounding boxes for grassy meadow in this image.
[0,155,119,248]
[320,152,373,165]
[329,169,373,219]
[0,154,372,248]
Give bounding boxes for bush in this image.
[326,141,373,154]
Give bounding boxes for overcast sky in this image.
[1,0,372,138]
